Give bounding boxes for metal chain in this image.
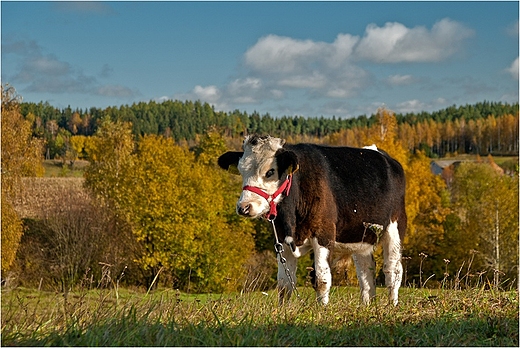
[270,219,300,299]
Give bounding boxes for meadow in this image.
[41,159,89,178]
[1,284,518,346]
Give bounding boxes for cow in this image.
[218,135,407,305]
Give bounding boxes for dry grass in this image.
[11,177,87,219]
[1,285,518,346]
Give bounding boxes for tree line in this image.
[3,85,518,293]
[20,99,519,160]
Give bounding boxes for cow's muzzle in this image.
[241,173,294,220]
[237,202,252,216]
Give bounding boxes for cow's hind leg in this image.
[311,238,332,305]
[382,220,403,305]
[277,247,297,305]
[352,247,376,305]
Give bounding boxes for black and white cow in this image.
[218,135,407,305]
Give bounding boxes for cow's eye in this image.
[265,168,275,178]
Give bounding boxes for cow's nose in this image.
[237,203,251,216]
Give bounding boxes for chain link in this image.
[270,219,300,299]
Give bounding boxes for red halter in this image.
[242,174,294,221]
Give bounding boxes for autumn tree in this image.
[69,135,88,160]
[1,85,44,274]
[447,162,518,286]
[84,118,135,210]
[194,127,228,166]
[403,151,451,282]
[83,118,138,282]
[85,121,255,292]
[364,107,409,165]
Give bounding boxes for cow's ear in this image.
[218,151,243,174]
[276,150,299,177]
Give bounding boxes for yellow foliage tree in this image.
[69,135,87,159]
[1,85,44,273]
[1,198,24,274]
[85,122,255,292]
[364,107,409,166]
[126,135,255,292]
[404,151,451,278]
[84,118,134,209]
[448,162,518,284]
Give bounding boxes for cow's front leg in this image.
[311,238,332,305]
[352,250,376,305]
[277,246,297,305]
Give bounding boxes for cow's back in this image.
[284,143,406,244]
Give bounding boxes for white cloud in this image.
[386,74,415,86]
[392,98,454,115]
[236,18,472,105]
[245,35,328,74]
[2,39,41,57]
[227,78,262,94]
[507,57,519,80]
[4,38,139,99]
[225,78,263,104]
[270,89,284,99]
[14,55,71,82]
[173,85,229,111]
[155,96,170,103]
[278,72,327,89]
[172,18,474,114]
[326,34,359,68]
[499,92,519,104]
[242,33,368,101]
[244,33,359,75]
[193,85,220,102]
[355,18,474,63]
[395,99,428,114]
[434,97,447,105]
[326,88,351,98]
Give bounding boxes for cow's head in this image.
[218,135,298,219]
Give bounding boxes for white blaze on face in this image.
[236,135,285,218]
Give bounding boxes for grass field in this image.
[42,159,89,177]
[1,286,517,346]
[9,155,515,346]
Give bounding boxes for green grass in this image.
[42,160,88,177]
[2,286,517,346]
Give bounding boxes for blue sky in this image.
[2,1,518,118]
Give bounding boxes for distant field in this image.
[442,153,518,162]
[488,155,518,166]
[41,154,517,178]
[1,286,517,346]
[42,159,89,178]
[13,177,87,219]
